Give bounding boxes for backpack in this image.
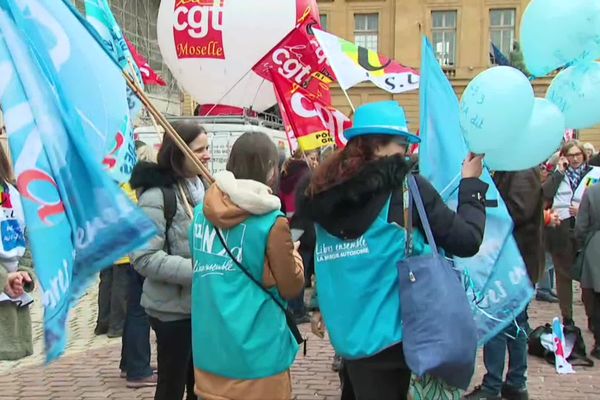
[528,323,594,367]
[147,186,176,254]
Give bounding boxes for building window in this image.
[319,14,328,31]
[431,10,457,67]
[354,13,379,52]
[490,9,516,57]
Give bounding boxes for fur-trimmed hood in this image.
[130,161,178,191]
[296,155,414,239]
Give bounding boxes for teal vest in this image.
[315,196,427,359]
[190,206,299,379]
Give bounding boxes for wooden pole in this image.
[123,73,214,185]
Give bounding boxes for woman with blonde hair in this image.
[544,140,600,329]
[0,145,34,361]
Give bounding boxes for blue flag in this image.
[491,42,511,66]
[83,0,142,181]
[0,1,156,362]
[419,36,533,345]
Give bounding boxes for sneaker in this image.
[535,291,558,303]
[591,346,600,360]
[126,373,158,389]
[331,355,343,372]
[501,384,529,400]
[94,325,108,336]
[462,386,501,400]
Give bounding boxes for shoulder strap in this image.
[407,175,438,255]
[160,186,177,254]
[388,187,405,226]
[214,227,305,347]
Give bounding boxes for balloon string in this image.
[250,78,267,111]
[203,68,256,117]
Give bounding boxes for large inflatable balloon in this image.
[485,99,565,171]
[547,62,600,130]
[520,0,600,77]
[459,66,534,154]
[157,0,319,112]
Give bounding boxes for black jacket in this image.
[494,169,544,284]
[296,155,489,258]
[130,161,178,192]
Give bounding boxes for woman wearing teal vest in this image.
[190,131,305,400]
[297,101,488,400]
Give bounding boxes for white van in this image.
[135,115,290,174]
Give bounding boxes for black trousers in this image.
[149,317,197,400]
[594,292,600,347]
[344,343,411,400]
[97,265,128,334]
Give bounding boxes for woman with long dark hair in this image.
[190,131,304,400]
[130,120,211,400]
[297,101,487,399]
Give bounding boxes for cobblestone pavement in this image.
[0,283,599,399]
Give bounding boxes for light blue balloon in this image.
[459,66,534,154]
[521,0,600,77]
[547,61,600,129]
[486,98,565,172]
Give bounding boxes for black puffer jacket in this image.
[296,155,488,258]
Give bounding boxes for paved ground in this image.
[0,283,598,400]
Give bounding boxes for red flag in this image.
[272,72,350,151]
[125,38,167,87]
[254,19,335,105]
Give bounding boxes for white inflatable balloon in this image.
[158,0,314,112]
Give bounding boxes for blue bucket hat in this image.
[344,101,420,144]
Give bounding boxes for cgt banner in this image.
[253,18,334,105]
[272,72,350,151]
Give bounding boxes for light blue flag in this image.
[0,1,156,362]
[83,0,142,180]
[8,0,134,183]
[419,36,533,345]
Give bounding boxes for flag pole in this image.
[341,86,356,115]
[124,72,214,184]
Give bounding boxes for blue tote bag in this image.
[398,175,477,390]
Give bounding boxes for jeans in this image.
[149,317,197,400]
[482,308,529,394]
[344,343,411,400]
[119,265,153,380]
[97,265,128,334]
[537,252,555,292]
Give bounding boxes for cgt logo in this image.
[174,0,225,59]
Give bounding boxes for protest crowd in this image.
[2,1,600,400]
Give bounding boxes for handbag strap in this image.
[214,227,305,347]
[406,175,439,256]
